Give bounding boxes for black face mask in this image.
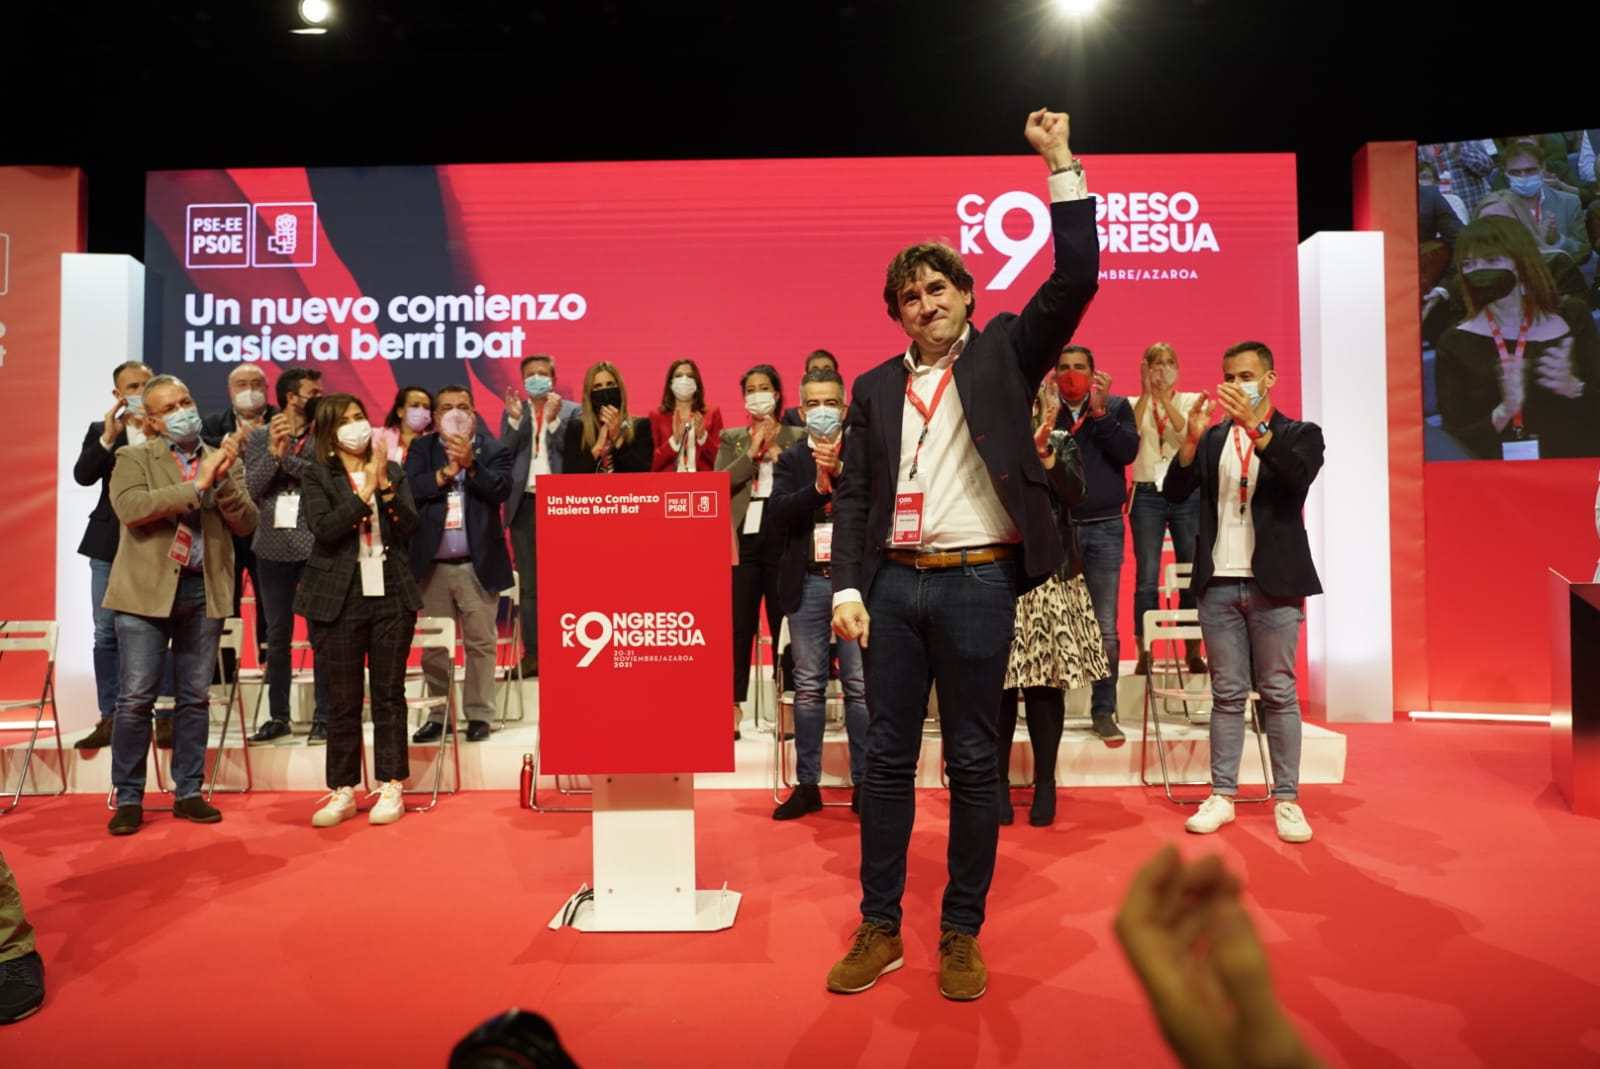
[1463,267,1517,304]
[590,386,622,413]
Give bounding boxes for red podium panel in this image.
[536,472,731,775]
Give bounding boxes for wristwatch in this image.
[1051,158,1083,176]
[1245,421,1269,441]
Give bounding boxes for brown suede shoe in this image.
[938,930,987,1001]
[74,718,114,750]
[825,921,904,994]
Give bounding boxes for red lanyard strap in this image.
[905,367,954,480]
[1231,426,1252,515]
[1152,398,1168,442]
[172,448,201,482]
[1485,307,1530,428]
[346,471,377,554]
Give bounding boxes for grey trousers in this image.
[418,560,500,724]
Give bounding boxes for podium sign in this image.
[537,472,732,775]
[537,472,739,932]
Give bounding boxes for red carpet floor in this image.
[3,722,1599,1068]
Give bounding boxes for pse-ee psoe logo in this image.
[186,202,319,270]
[664,491,719,519]
[954,188,1218,288]
[560,611,707,669]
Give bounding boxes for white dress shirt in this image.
[1212,425,1260,578]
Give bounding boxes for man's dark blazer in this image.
[292,460,423,623]
[201,405,280,447]
[830,196,1100,601]
[403,429,515,594]
[72,421,128,562]
[1161,410,1324,599]
[767,440,836,615]
[500,397,581,527]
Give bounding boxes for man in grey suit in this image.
[500,353,582,677]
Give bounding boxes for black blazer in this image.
[201,405,280,447]
[831,196,1100,600]
[559,416,653,476]
[72,421,127,562]
[1161,411,1324,599]
[767,441,834,614]
[1041,430,1088,578]
[404,430,515,594]
[293,460,423,622]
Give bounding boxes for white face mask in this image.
[744,391,776,418]
[670,375,698,401]
[336,420,372,453]
[234,389,266,413]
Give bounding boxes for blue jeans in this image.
[1128,485,1199,637]
[789,571,868,785]
[110,575,222,805]
[1197,578,1304,799]
[89,557,118,719]
[255,556,329,726]
[859,556,1017,936]
[1076,517,1126,719]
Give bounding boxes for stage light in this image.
[299,0,331,24]
[1054,0,1100,16]
[1407,711,1552,725]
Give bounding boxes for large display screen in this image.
[1416,133,1599,461]
[144,154,1300,429]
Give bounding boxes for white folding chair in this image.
[1153,562,1203,707]
[385,616,460,812]
[0,621,66,815]
[494,573,527,727]
[203,616,254,795]
[1140,609,1271,805]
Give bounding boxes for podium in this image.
[535,473,740,930]
[1550,570,1600,818]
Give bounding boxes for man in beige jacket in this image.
[103,374,258,836]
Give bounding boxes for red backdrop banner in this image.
[536,472,732,774]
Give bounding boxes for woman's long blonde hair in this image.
[578,361,635,452]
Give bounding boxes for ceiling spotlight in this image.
[299,0,331,25]
[1054,0,1099,15]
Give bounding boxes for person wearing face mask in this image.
[765,367,869,818]
[716,364,806,740]
[71,361,171,752]
[405,385,515,743]
[1163,342,1324,845]
[374,383,436,464]
[997,384,1109,827]
[294,394,422,827]
[561,361,652,475]
[1494,140,1590,265]
[1436,217,1600,460]
[1053,344,1139,743]
[202,365,279,692]
[241,368,333,744]
[650,358,724,473]
[1129,343,1206,676]
[103,375,259,836]
[502,355,582,677]
[781,350,841,427]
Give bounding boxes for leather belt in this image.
[882,544,1018,570]
[807,562,833,578]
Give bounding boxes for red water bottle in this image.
[520,753,534,810]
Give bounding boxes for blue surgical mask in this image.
[1507,174,1544,198]
[1239,381,1263,406]
[805,406,842,439]
[525,374,553,398]
[125,394,145,414]
[163,406,203,445]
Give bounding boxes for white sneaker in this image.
[311,786,357,828]
[368,781,404,826]
[1275,801,1313,843]
[1185,794,1235,834]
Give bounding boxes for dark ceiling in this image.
[9,1,1595,255]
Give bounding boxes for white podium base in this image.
[548,884,741,932]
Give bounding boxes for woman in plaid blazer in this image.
[293,393,423,828]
